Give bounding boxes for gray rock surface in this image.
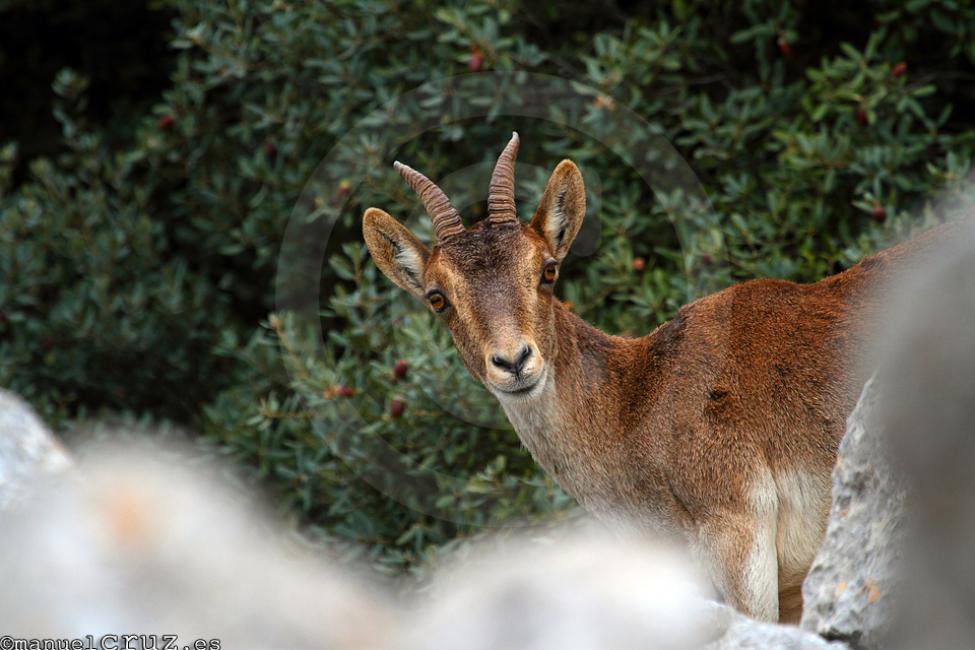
[800,376,903,649]
[0,389,71,510]
[405,528,843,650]
[404,530,724,650]
[716,614,845,649]
[877,218,975,649]
[0,448,398,650]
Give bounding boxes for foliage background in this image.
[2,0,974,569]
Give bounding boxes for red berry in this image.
[891,62,907,78]
[632,257,646,272]
[872,203,887,223]
[593,94,615,111]
[263,140,277,157]
[700,254,712,265]
[777,36,793,58]
[337,179,352,198]
[856,108,868,126]
[157,114,175,130]
[390,398,406,418]
[337,385,355,398]
[468,47,484,72]
[393,360,409,380]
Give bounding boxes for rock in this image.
[800,376,903,649]
[0,446,398,649]
[716,614,845,649]
[876,218,975,649]
[405,527,843,650]
[403,530,726,650]
[0,389,71,510]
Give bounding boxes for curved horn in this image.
[393,161,465,243]
[487,132,520,226]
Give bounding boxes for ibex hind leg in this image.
[778,583,804,624]
[699,511,780,623]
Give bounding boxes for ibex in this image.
[362,132,947,623]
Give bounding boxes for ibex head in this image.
[363,133,586,401]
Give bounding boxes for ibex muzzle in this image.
[363,132,957,623]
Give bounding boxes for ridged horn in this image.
[487,131,520,226]
[393,161,465,243]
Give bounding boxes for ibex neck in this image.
[551,304,631,398]
[498,301,643,505]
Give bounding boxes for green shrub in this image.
[2,0,974,568]
[0,70,235,422]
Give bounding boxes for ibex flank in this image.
[362,132,941,623]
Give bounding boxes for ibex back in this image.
[362,133,947,623]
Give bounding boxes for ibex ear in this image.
[362,207,430,298]
[530,160,586,261]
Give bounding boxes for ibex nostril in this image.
[491,354,510,370]
[513,345,532,373]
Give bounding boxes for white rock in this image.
[405,527,841,650]
[0,447,397,650]
[0,389,71,510]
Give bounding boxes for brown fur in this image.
[363,144,954,623]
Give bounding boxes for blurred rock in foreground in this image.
[879,219,975,650]
[404,530,727,650]
[407,530,841,650]
[0,447,398,650]
[0,389,71,510]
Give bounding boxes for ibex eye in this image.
[541,262,558,285]
[427,291,449,312]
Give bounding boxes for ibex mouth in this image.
[499,383,538,396]
[493,367,547,399]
